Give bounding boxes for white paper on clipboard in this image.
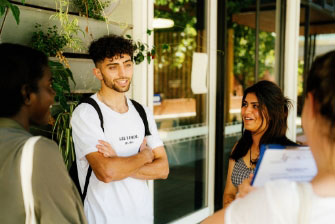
[252,145,317,187]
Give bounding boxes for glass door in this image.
[152,0,213,223]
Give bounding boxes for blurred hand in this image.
[139,138,147,152]
[236,173,255,199]
[139,138,154,163]
[96,140,117,157]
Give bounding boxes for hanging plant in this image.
[31,23,75,112]
[52,102,77,170]
[73,0,109,21]
[50,0,85,51]
[31,24,68,58]
[0,0,25,24]
[31,23,78,169]
[126,30,156,65]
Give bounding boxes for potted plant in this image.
[31,23,78,169]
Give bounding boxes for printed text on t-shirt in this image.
[119,135,139,145]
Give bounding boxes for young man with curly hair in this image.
[71,35,169,224]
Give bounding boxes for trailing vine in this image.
[73,0,109,21]
[31,23,75,111]
[126,30,156,65]
[50,0,84,51]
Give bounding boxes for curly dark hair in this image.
[231,80,296,161]
[0,43,48,117]
[306,50,335,143]
[88,35,134,65]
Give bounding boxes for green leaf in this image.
[65,128,70,157]
[147,54,151,64]
[135,52,145,65]
[147,29,152,35]
[162,44,169,50]
[0,5,6,17]
[65,68,75,85]
[9,4,20,24]
[151,48,156,56]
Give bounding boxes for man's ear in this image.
[21,85,32,106]
[93,68,103,81]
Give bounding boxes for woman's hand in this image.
[236,173,255,199]
[96,140,117,157]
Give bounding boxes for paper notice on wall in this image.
[191,52,208,94]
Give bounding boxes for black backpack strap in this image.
[80,97,104,131]
[130,99,151,136]
[78,97,104,202]
[82,167,92,202]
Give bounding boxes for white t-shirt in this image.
[71,94,163,224]
[225,180,335,224]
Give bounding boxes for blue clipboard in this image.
[251,144,286,186]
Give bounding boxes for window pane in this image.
[296,3,335,144]
[153,0,209,223]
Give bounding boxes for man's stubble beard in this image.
[101,73,131,93]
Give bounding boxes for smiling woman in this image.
[222,80,297,208]
[241,93,268,134]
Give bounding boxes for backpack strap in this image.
[80,97,105,132]
[78,97,104,202]
[20,136,40,224]
[130,99,151,136]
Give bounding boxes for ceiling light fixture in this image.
[153,18,174,29]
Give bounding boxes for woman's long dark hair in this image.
[230,80,295,161]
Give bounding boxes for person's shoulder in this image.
[35,136,58,149]
[262,180,300,211]
[129,98,146,108]
[32,136,70,178]
[128,98,153,114]
[226,180,299,223]
[277,137,298,146]
[72,96,101,120]
[233,180,298,206]
[33,137,61,158]
[264,179,297,192]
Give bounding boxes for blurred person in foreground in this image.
[0,43,86,223]
[203,50,335,223]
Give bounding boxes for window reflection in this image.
[296,3,335,144]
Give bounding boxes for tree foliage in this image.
[232,23,275,90]
[228,0,276,90]
[154,0,197,68]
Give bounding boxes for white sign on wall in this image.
[191,52,208,94]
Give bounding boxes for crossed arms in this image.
[86,140,169,183]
